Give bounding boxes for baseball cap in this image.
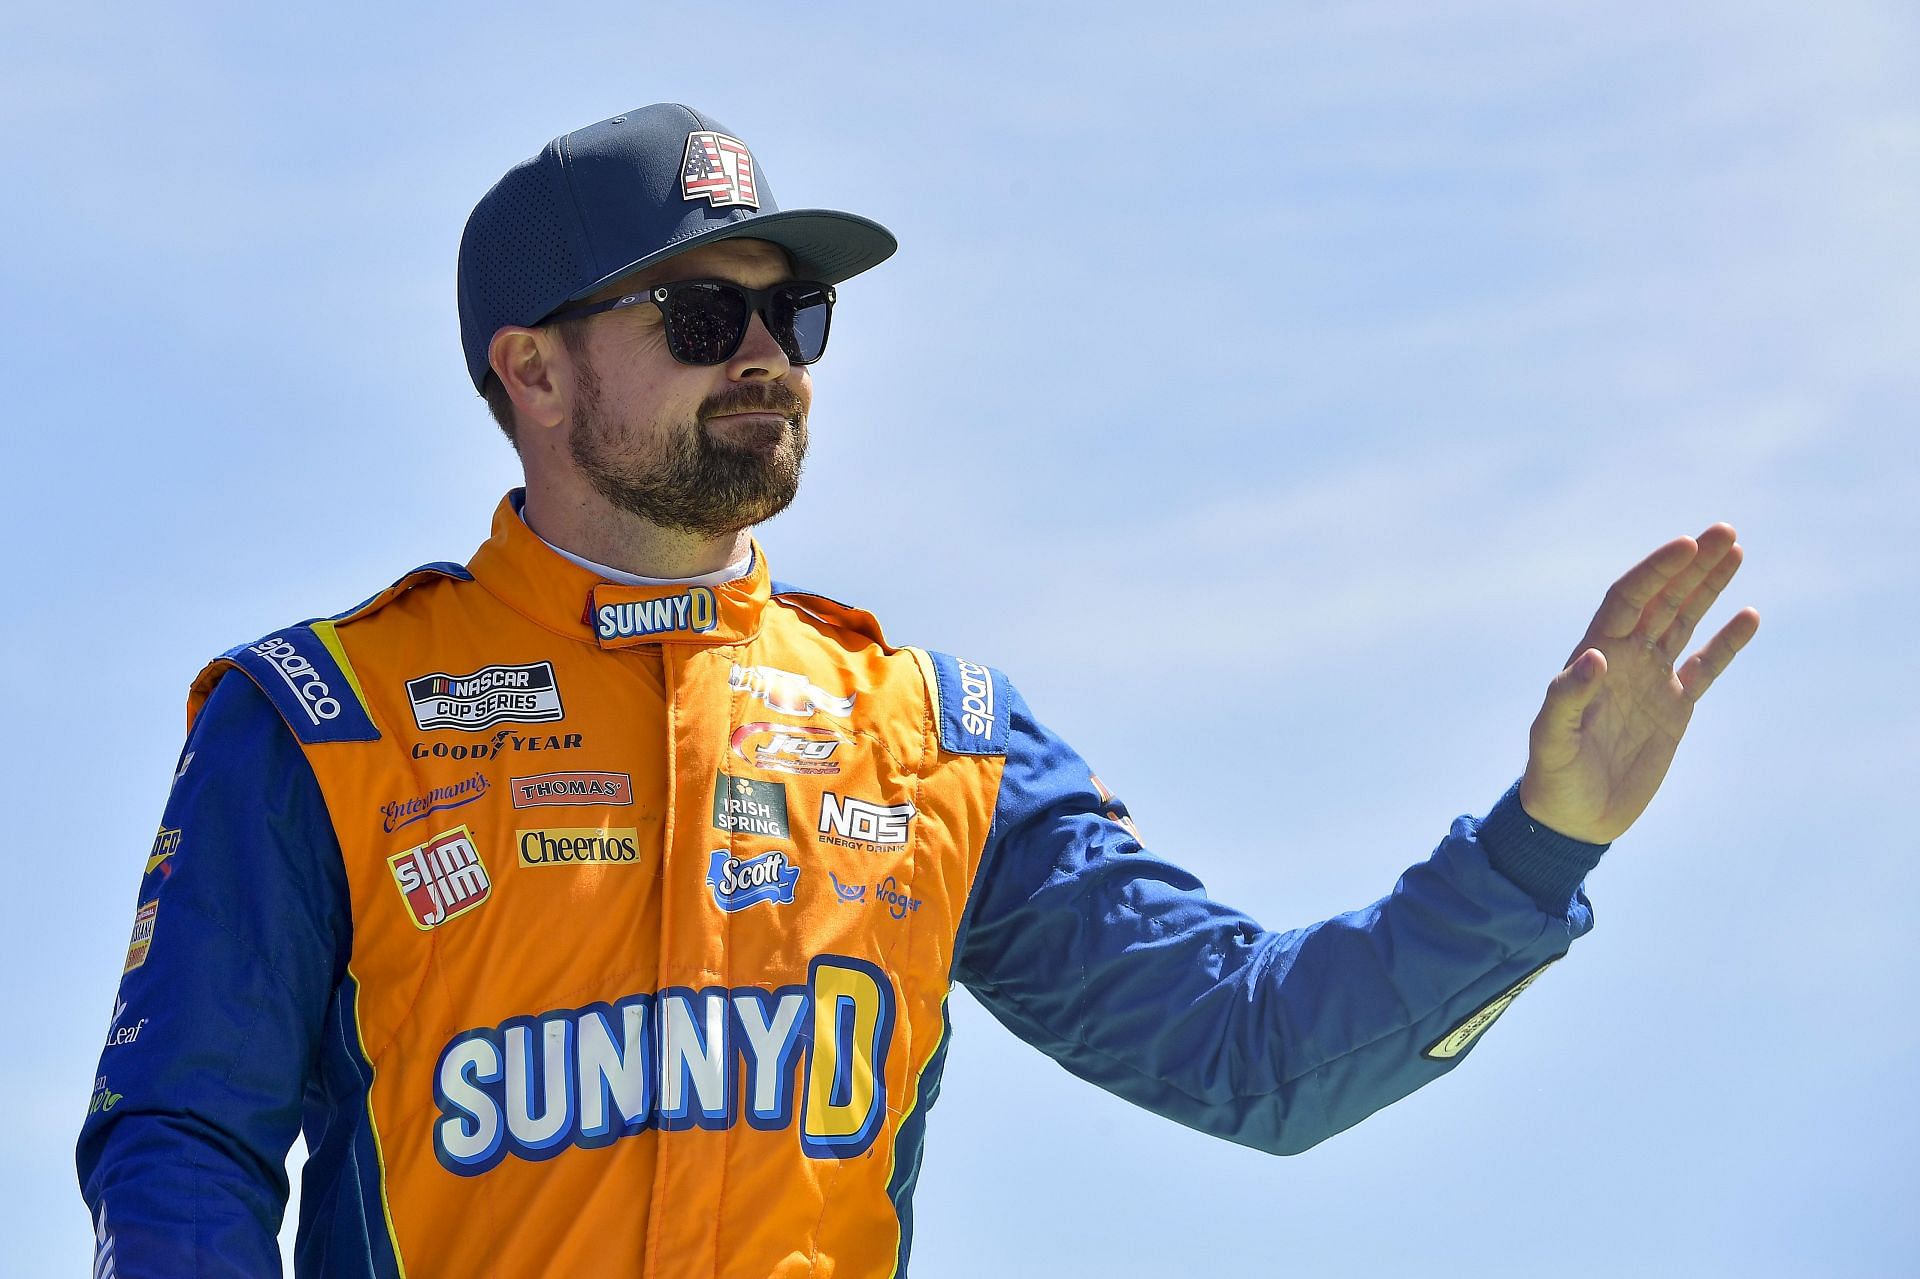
[457,103,898,392]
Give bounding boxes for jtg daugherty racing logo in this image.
[727,663,854,718]
[596,588,717,641]
[432,955,895,1176]
[707,849,800,912]
[730,723,843,776]
[251,636,342,725]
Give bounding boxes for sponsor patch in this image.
[1091,774,1144,841]
[706,848,800,912]
[89,1075,123,1116]
[510,770,633,809]
[829,870,867,903]
[105,996,148,1050]
[517,827,641,867]
[388,826,492,930]
[412,730,583,761]
[1425,960,1558,1060]
[406,662,563,732]
[873,875,922,920]
[144,826,181,875]
[122,901,158,973]
[681,131,759,209]
[381,771,490,833]
[928,651,1011,755]
[727,663,855,718]
[817,793,914,849]
[249,634,345,726]
[595,589,718,642]
[712,772,791,837]
[730,722,844,776]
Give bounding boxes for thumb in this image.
[1532,648,1607,754]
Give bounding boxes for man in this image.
[78,103,1758,1278]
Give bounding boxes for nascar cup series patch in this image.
[406,662,564,732]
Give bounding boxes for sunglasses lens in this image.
[662,283,750,365]
[771,284,833,365]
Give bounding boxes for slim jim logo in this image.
[388,826,492,930]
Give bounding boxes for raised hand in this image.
[1518,525,1760,845]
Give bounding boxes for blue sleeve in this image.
[953,681,1606,1156]
[77,672,350,1278]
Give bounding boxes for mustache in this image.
[698,384,806,422]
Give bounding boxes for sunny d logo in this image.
[706,849,800,912]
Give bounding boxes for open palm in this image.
[1519,525,1760,845]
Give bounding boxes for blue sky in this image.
[3,2,1916,1274]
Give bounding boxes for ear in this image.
[489,327,573,432]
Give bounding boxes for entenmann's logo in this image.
[518,827,641,867]
[407,662,563,732]
[596,588,718,641]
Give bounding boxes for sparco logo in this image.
[406,662,564,732]
[252,636,341,725]
[956,659,995,738]
[818,794,914,848]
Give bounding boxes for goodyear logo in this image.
[596,588,718,642]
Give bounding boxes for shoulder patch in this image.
[220,625,379,743]
[1423,959,1558,1060]
[772,580,887,645]
[924,650,1011,756]
[193,561,470,745]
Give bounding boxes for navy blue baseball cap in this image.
[457,103,897,392]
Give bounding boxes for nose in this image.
[727,309,792,382]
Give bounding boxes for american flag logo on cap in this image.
[681,131,759,209]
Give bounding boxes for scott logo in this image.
[706,848,800,912]
[730,722,843,776]
[251,636,341,725]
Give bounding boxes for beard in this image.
[567,356,809,539]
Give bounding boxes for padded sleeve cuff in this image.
[1477,781,1609,914]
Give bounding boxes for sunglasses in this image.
[542,279,836,367]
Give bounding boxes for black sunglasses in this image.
[542,279,836,367]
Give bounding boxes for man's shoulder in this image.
[189,560,477,745]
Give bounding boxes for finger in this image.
[1635,524,1737,644]
[1532,648,1608,764]
[1659,541,1745,661]
[1592,537,1699,639]
[1677,607,1760,702]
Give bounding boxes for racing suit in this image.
[78,491,1605,1278]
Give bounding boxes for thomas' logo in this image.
[517,827,640,867]
[817,794,914,849]
[680,131,759,209]
[381,771,489,833]
[407,663,563,732]
[706,849,799,912]
[251,635,342,725]
[728,664,855,718]
[595,589,717,641]
[122,901,158,973]
[712,773,790,837]
[144,827,181,875]
[510,771,633,809]
[955,659,995,738]
[730,723,843,776]
[388,826,492,930]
